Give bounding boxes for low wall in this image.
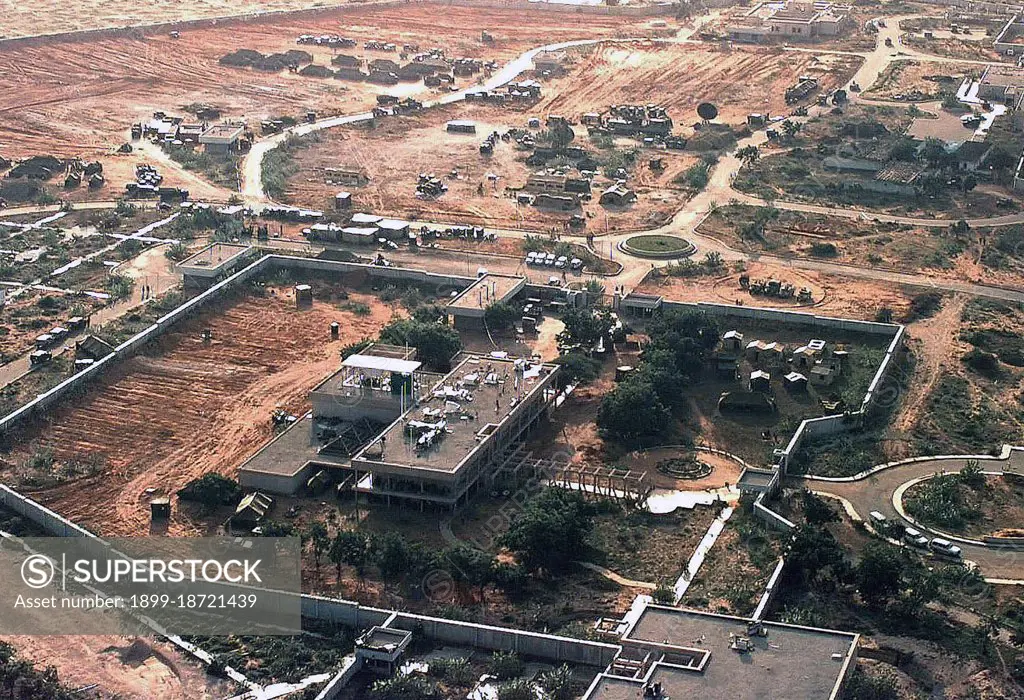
[314,655,362,700]
[751,557,786,622]
[753,494,795,532]
[0,485,95,538]
[661,301,904,337]
[386,612,619,666]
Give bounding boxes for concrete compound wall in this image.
[0,485,95,538]
[751,557,786,621]
[0,485,621,669]
[753,494,795,531]
[386,612,619,666]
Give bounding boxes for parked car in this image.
[903,527,929,548]
[929,537,962,558]
[869,511,887,526]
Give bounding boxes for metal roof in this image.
[342,354,422,374]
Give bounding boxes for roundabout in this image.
[618,234,696,259]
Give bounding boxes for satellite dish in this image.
[697,102,719,122]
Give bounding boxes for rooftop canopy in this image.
[342,354,422,374]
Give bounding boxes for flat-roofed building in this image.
[585,604,859,700]
[446,273,526,330]
[177,243,256,288]
[351,354,560,509]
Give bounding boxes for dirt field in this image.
[0,635,232,700]
[0,281,402,536]
[637,260,915,321]
[864,59,972,100]
[907,297,1024,455]
[0,3,660,158]
[0,0,358,38]
[535,42,861,126]
[284,102,698,231]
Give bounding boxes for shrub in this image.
[809,242,839,258]
[538,665,575,700]
[905,291,943,322]
[488,651,524,680]
[369,675,441,700]
[496,679,533,700]
[427,657,473,685]
[552,353,602,387]
[962,348,1001,378]
[652,584,675,604]
[177,473,242,508]
[484,301,519,332]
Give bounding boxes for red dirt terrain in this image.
[0,3,664,157]
[536,42,862,125]
[0,283,398,536]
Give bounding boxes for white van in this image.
[929,537,962,558]
[903,527,929,548]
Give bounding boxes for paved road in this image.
[793,450,1024,582]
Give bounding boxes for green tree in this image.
[177,473,242,509]
[379,317,463,371]
[561,306,613,347]
[442,543,494,598]
[597,376,672,441]
[304,522,330,572]
[373,531,419,584]
[538,664,575,700]
[552,353,602,387]
[330,530,369,583]
[736,145,761,166]
[800,490,839,526]
[484,301,519,332]
[499,489,595,574]
[855,542,906,605]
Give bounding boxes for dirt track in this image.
[1,285,396,536]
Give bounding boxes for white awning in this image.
[342,354,421,374]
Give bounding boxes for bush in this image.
[427,657,473,685]
[369,675,441,700]
[496,679,533,700]
[177,473,242,508]
[652,584,675,604]
[962,348,1001,378]
[843,668,899,700]
[538,665,575,700]
[499,489,595,574]
[809,242,839,258]
[379,317,462,372]
[905,291,943,322]
[487,651,524,680]
[484,301,519,332]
